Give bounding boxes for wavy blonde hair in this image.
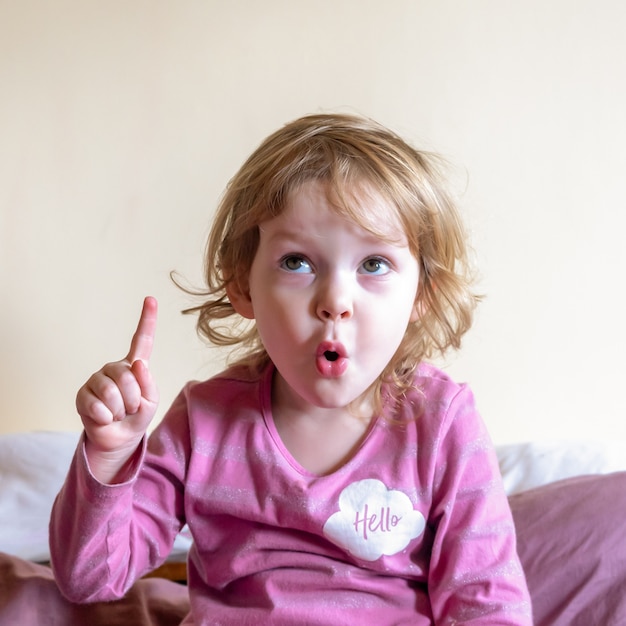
[182,113,479,410]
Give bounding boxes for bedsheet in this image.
[0,551,189,626]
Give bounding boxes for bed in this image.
[1,431,625,625]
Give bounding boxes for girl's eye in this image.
[360,257,391,275]
[280,255,313,273]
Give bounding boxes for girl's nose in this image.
[315,274,353,321]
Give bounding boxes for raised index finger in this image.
[127,296,158,364]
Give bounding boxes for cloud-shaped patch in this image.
[323,478,426,561]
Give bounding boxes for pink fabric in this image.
[50,363,531,624]
[0,552,189,626]
[510,471,626,626]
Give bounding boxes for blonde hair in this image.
[182,113,479,408]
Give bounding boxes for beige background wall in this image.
[1,1,625,443]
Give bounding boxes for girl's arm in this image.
[49,391,189,603]
[427,389,533,624]
[49,296,184,602]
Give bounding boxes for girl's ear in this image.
[226,279,255,320]
[410,282,429,322]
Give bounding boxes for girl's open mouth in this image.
[316,342,348,377]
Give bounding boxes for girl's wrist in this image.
[84,436,143,485]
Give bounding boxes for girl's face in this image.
[229,179,420,418]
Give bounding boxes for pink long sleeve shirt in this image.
[50,362,532,624]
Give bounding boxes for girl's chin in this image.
[274,367,378,407]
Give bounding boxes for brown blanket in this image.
[0,552,190,626]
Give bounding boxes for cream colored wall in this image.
[1,1,625,443]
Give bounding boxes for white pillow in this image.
[0,430,192,563]
[0,431,80,561]
[496,438,626,495]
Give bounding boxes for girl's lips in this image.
[315,342,348,377]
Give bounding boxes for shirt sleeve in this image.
[426,385,533,624]
[49,391,190,603]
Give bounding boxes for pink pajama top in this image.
[50,362,532,624]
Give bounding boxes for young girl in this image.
[50,113,532,624]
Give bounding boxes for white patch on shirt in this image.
[323,479,426,561]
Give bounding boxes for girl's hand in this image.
[75,297,160,483]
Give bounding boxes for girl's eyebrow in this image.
[260,214,410,248]
[262,225,321,244]
[265,227,409,252]
[262,227,300,242]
